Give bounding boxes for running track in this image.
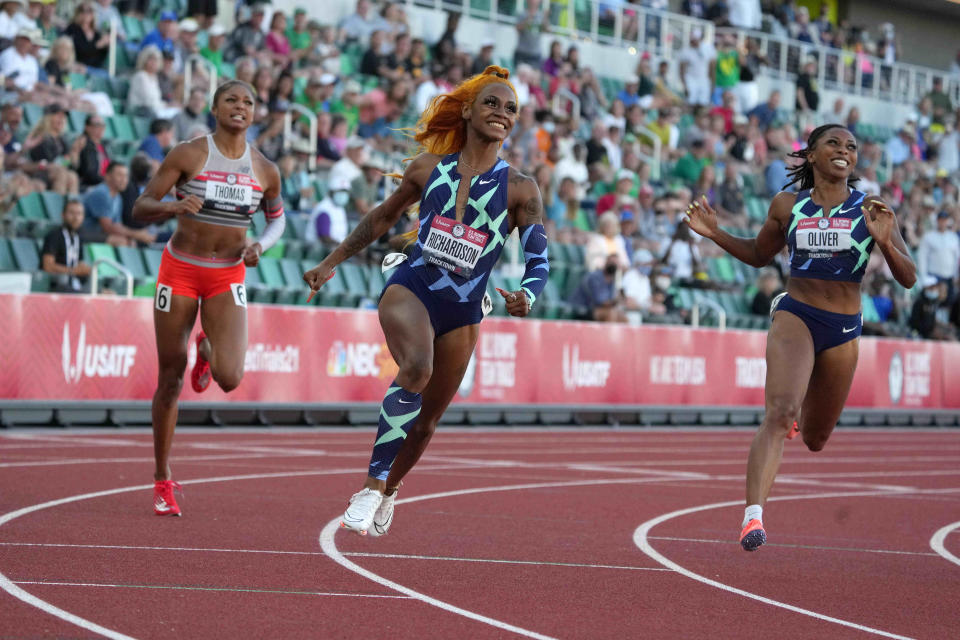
[1,427,958,639]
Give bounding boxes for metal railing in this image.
[283,104,318,172]
[691,298,726,331]
[403,0,957,108]
[90,258,133,297]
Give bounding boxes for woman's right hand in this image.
[686,195,719,240]
[303,261,336,301]
[170,194,203,216]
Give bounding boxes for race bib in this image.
[796,218,853,257]
[422,216,489,277]
[204,172,253,208]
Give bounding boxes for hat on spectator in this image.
[15,28,46,46]
[43,103,64,115]
[480,38,495,49]
[626,74,640,85]
[362,154,387,171]
[733,114,748,126]
[346,135,367,150]
[639,184,654,197]
[329,176,352,192]
[159,10,177,22]
[294,6,307,15]
[691,27,703,40]
[251,2,268,14]
[616,168,635,183]
[937,210,951,219]
[318,73,338,86]
[4,0,26,6]
[620,210,635,222]
[922,195,937,208]
[208,23,227,37]
[921,275,939,288]
[343,80,362,94]
[901,123,916,136]
[179,18,199,33]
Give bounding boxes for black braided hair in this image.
[782,123,859,192]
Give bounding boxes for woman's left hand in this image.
[496,287,530,318]
[864,197,896,246]
[241,241,263,267]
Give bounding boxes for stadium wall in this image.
[1,294,957,428]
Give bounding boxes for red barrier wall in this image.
[2,293,957,409]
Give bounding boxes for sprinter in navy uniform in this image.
[686,124,916,551]
[304,67,549,536]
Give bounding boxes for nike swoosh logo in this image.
[155,499,171,511]
[479,179,494,185]
[842,326,856,333]
[398,398,414,404]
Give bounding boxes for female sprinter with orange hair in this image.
[304,66,549,535]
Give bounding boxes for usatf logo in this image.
[562,344,611,390]
[226,173,237,185]
[61,322,137,383]
[818,218,830,230]
[452,224,465,238]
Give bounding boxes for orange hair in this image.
[392,66,516,244]
[410,65,516,156]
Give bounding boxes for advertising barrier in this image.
[2,293,958,410]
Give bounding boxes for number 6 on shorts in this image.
[231,283,247,307]
[155,283,172,312]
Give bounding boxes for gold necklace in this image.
[459,157,485,175]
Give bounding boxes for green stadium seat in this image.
[244,262,274,303]
[85,242,124,280]
[40,192,65,222]
[365,263,385,299]
[9,236,40,271]
[132,116,151,140]
[115,245,147,280]
[338,262,367,307]
[22,103,42,128]
[108,115,137,142]
[142,248,163,276]
[0,236,16,270]
[258,256,297,304]
[279,258,311,304]
[30,271,50,292]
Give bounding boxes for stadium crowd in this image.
[1,0,959,341]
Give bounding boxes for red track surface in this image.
[1,427,958,639]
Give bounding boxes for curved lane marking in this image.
[632,490,916,640]
[930,521,960,568]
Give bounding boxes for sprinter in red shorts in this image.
[133,80,286,516]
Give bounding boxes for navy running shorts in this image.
[773,294,862,354]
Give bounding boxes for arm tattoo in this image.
[337,214,377,260]
[522,194,544,225]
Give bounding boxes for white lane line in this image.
[633,490,917,640]
[13,581,412,599]
[929,521,960,568]
[647,536,941,557]
[0,452,326,469]
[319,476,714,640]
[343,552,669,572]
[0,543,667,572]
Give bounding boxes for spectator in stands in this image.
[596,169,635,216]
[23,103,80,195]
[885,123,918,167]
[75,114,109,188]
[0,0,33,45]
[82,161,153,246]
[673,138,710,185]
[569,253,628,323]
[265,11,292,65]
[542,40,564,77]
[380,2,409,41]
[269,71,295,114]
[622,248,668,319]
[35,0,60,44]
[549,175,590,233]
[750,267,783,315]
[306,175,350,244]
[659,220,703,283]
[910,275,955,340]
[329,135,366,186]
[137,118,174,163]
[339,0,384,46]
[0,142,41,211]
[225,3,266,63]
[693,163,718,209]
[795,57,819,126]
[918,210,960,302]
[789,6,819,44]
[0,28,40,92]
[470,38,496,76]
[747,90,781,132]
[714,33,741,105]
[127,45,166,119]
[585,211,630,271]
[277,151,311,212]
[925,77,953,126]
[937,116,959,175]
[307,23,341,75]
[43,36,82,90]
[360,29,394,78]
[681,0,707,19]
[172,18,200,74]
[514,0,549,68]
[199,23,226,76]
[350,155,383,220]
[431,9,459,62]
[285,8,310,61]
[140,10,177,56]
[186,0,217,30]
[119,152,154,230]
[255,101,287,162]
[41,198,92,293]
[678,27,714,107]
[172,88,208,142]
